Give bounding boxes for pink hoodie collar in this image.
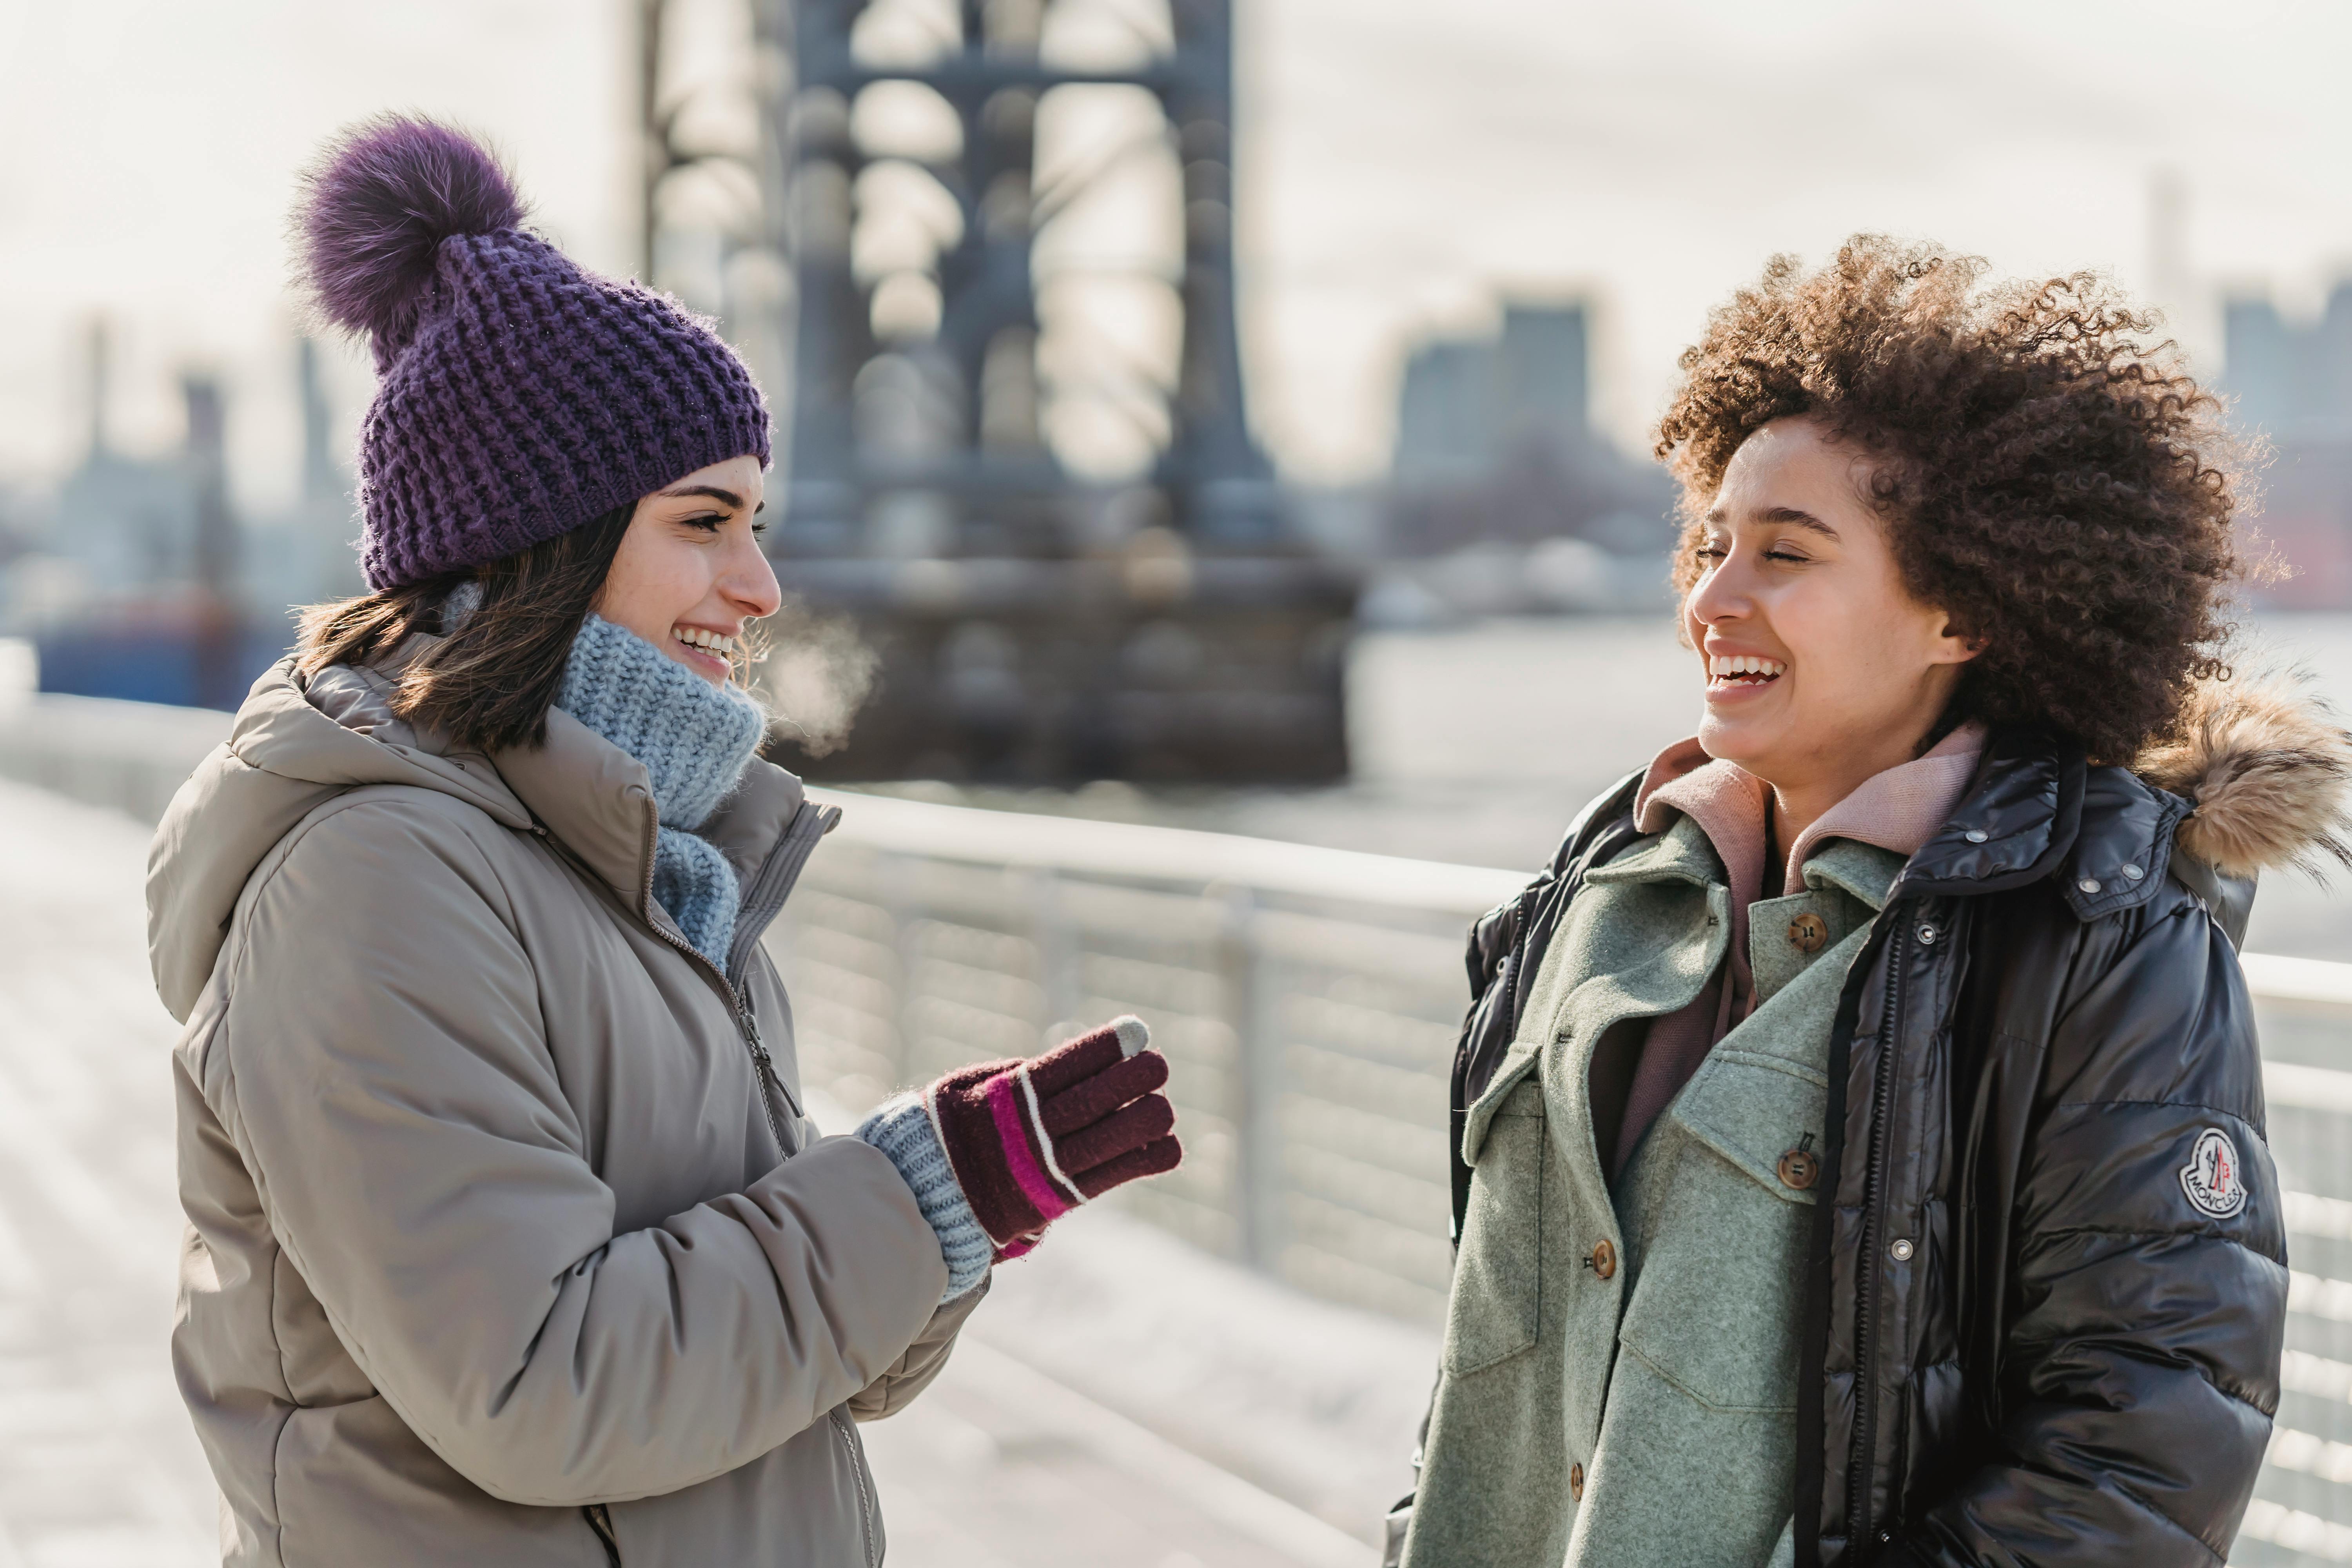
[1633,722,1988,904]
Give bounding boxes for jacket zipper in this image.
[831,1407,881,1568]
[583,1502,621,1566]
[723,803,837,992]
[624,808,817,1161]
[1498,885,1542,1030]
[1848,915,1909,1555]
[738,1004,789,1156]
[532,815,800,1159]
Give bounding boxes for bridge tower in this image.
[762,0,1353,783]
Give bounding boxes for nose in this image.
[1684,548,1752,632]
[722,529,783,621]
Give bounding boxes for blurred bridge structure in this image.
[636,0,1356,786]
[7,690,2352,1564]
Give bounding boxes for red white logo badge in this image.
[2179,1127,2247,1219]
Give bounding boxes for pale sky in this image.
[5,0,2352,513]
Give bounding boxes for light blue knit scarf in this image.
[554,615,766,966]
[440,586,767,965]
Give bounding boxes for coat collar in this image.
[344,633,807,917]
[1600,731,2191,925]
[1897,731,2188,921]
[1585,811,1721,891]
[489,696,806,916]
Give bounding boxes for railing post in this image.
[1024,867,1079,1045]
[1220,885,1283,1274]
[878,850,919,1089]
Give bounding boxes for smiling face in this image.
[593,454,781,686]
[1683,416,1978,817]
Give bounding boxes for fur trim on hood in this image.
[2136,673,2352,880]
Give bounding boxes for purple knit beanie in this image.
[295,115,771,590]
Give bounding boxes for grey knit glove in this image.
[855,1096,993,1302]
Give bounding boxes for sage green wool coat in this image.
[1401,815,1904,1568]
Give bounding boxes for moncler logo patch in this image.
[2179,1127,2248,1219]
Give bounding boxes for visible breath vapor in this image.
[752,600,878,759]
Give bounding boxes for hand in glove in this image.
[925,1014,1183,1257]
[855,1014,1183,1298]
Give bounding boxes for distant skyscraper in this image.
[2223,279,2352,608]
[1385,298,1671,565]
[84,319,111,460]
[51,321,198,592]
[1393,302,1590,481]
[298,338,337,511]
[2222,284,2352,439]
[1394,339,1498,482]
[1497,305,1589,434]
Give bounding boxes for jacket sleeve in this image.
[206,799,950,1506]
[846,1279,989,1421]
[1891,899,2286,1566]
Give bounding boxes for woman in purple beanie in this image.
[144,115,1181,1566]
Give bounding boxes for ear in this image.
[1927,613,1983,667]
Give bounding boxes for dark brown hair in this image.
[295,502,634,752]
[1655,235,2247,765]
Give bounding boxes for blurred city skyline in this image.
[8,0,2352,513]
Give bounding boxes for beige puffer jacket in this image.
[148,646,980,1567]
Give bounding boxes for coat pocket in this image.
[1613,1054,1824,1412]
[1669,1047,1829,1201]
[1443,1080,1546,1374]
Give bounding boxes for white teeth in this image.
[676,628,737,655]
[1709,654,1786,680]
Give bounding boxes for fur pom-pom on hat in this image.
[296,115,526,365]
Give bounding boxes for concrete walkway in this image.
[0,776,1418,1566]
[0,781,218,1565]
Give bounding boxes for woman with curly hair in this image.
[1389,237,2348,1568]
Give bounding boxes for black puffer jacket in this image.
[1443,697,2347,1565]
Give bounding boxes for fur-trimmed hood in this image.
[2137,675,2352,881]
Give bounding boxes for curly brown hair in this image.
[1655,235,2245,764]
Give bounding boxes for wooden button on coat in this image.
[1778,1147,1820,1189]
[1787,912,1828,954]
[1588,1240,1616,1279]
[1570,1463,1585,1500]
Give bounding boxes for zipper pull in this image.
[739,1006,793,1153]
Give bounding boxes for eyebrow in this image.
[659,483,745,510]
[1703,504,1840,540]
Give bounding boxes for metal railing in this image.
[2242,976,2352,1566]
[769,788,1518,1324]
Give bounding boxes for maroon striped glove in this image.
[926,1015,1183,1258]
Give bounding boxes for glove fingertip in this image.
[1140,1092,1176,1140]
[1111,1014,1151,1056]
[1070,1132,1185,1198]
